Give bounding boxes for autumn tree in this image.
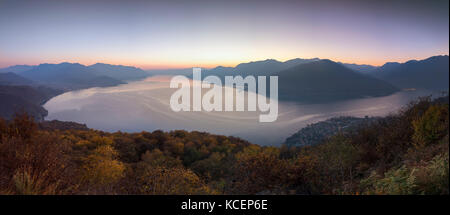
[0,113,73,194]
[79,139,125,194]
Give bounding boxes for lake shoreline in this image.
[44,77,438,146]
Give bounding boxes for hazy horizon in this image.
[1,54,449,71]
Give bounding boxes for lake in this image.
[44,76,436,146]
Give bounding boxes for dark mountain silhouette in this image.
[375,62,401,73]
[371,55,449,91]
[18,63,125,90]
[191,58,398,103]
[0,71,66,120]
[0,62,151,121]
[340,63,378,73]
[0,65,35,73]
[0,72,34,85]
[232,59,284,76]
[201,59,282,78]
[281,58,321,70]
[0,85,62,120]
[88,63,148,81]
[0,62,153,91]
[204,58,320,78]
[275,60,399,102]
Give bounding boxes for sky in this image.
[0,0,448,69]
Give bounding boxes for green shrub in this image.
[414,153,449,194]
[360,166,417,195]
[412,104,449,147]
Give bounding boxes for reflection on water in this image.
[44,76,436,146]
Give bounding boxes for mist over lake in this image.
[44,76,435,146]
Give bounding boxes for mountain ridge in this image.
[0,72,34,86]
[0,85,62,120]
[275,59,399,102]
[18,62,125,90]
[372,55,449,90]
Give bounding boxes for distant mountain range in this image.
[371,55,449,91]
[197,55,448,102]
[88,63,148,81]
[0,55,448,120]
[0,65,35,73]
[339,63,378,73]
[0,62,150,91]
[203,58,320,78]
[199,58,398,102]
[0,62,150,120]
[2,55,447,93]
[17,63,125,90]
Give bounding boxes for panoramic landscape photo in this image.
[0,0,448,195]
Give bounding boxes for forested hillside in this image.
[284,116,380,147]
[0,96,448,194]
[276,60,399,102]
[0,85,62,121]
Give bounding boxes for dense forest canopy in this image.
[0,96,448,194]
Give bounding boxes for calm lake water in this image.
[44,76,436,146]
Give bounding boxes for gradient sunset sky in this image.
[0,0,448,69]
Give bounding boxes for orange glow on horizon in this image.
[1,51,449,70]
